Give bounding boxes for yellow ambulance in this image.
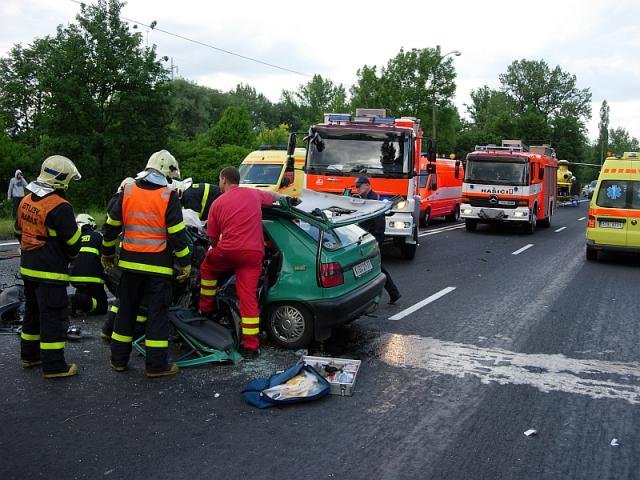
[238,147,305,197]
[586,152,640,260]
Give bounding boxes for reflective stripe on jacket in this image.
[122,183,170,253]
[18,193,69,251]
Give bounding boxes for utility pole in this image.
[431,49,461,146]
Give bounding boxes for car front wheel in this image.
[264,303,314,348]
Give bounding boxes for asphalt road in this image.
[2,199,640,480]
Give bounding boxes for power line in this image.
[69,0,311,77]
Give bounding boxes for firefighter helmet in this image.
[145,150,180,179]
[37,155,81,190]
[76,213,97,231]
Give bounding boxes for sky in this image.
[1,0,639,144]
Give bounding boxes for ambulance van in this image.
[586,152,640,261]
[417,154,464,226]
[239,147,305,197]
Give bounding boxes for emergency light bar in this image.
[474,145,527,153]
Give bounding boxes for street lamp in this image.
[431,49,461,146]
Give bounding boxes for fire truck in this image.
[302,108,422,259]
[460,140,558,233]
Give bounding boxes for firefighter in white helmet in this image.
[102,150,191,378]
[16,155,82,378]
[69,213,108,317]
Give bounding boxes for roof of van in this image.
[242,148,305,163]
[600,156,640,180]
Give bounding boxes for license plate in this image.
[599,220,624,229]
[353,259,373,278]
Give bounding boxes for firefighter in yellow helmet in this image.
[16,155,82,378]
[102,150,191,378]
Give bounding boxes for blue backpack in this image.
[242,363,330,409]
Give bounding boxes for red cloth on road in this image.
[207,185,274,252]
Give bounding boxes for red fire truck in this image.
[460,140,558,233]
[303,108,422,259]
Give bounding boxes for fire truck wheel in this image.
[465,219,477,232]
[525,207,537,234]
[420,208,431,227]
[539,216,551,228]
[446,205,460,222]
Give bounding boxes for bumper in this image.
[460,204,530,223]
[586,239,640,254]
[306,272,386,341]
[384,212,415,238]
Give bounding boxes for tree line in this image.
[1,0,638,210]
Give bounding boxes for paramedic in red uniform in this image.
[199,166,282,357]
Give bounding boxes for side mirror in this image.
[342,187,352,197]
[426,162,436,174]
[425,139,437,162]
[539,168,544,180]
[429,175,438,191]
[286,155,294,172]
[286,133,297,156]
[454,160,461,179]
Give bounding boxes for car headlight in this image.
[394,200,408,210]
[513,211,527,217]
[462,208,473,215]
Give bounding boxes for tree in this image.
[608,127,639,154]
[169,79,232,140]
[597,100,610,164]
[0,0,172,206]
[280,74,349,130]
[206,105,255,148]
[350,47,460,149]
[231,83,278,130]
[255,124,290,148]
[499,59,592,120]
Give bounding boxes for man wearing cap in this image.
[355,176,401,304]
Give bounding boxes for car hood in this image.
[273,188,392,230]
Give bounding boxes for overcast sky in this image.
[1,0,639,144]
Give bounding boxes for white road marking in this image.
[388,287,456,321]
[418,224,465,237]
[578,216,586,221]
[554,227,567,232]
[379,334,640,404]
[512,244,534,255]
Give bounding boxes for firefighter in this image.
[16,155,82,378]
[181,182,221,221]
[69,214,108,316]
[355,176,401,304]
[102,150,191,378]
[198,166,282,358]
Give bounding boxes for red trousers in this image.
[199,248,263,350]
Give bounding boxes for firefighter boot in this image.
[145,363,179,378]
[43,363,78,379]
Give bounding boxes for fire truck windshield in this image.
[465,158,527,186]
[307,130,410,177]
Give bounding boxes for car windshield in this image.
[239,163,283,185]
[465,158,527,185]
[291,220,368,251]
[595,180,640,209]
[307,129,411,177]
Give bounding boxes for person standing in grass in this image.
[7,169,27,219]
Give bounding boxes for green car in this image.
[260,189,390,348]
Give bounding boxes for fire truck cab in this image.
[303,108,422,260]
[418,154,464,226]
[460,140,558,233]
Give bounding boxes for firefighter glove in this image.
[176,264,191,282]
[101,255,116,270]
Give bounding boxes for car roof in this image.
[270,189,392,230]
